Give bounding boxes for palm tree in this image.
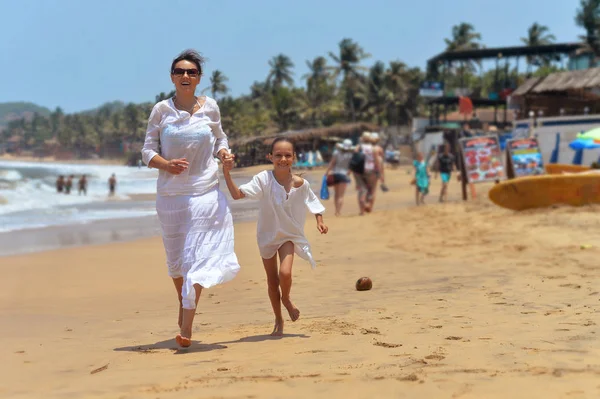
[303,56,329,94]
[365,61,390,125]
[203,70,229,100]
[445,23,482,52]
[267,54,295,90]
[521,23,556,73]
[302,57,337,126]
[575,0,600,58]
[385,61,409,127]
[328,38,371,121]
[445,23,482,86]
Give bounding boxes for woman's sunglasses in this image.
[172,68,200,77]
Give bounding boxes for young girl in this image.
[223,137,328,336]
[412,151,430,205]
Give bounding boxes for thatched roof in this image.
[513,67,600,96]
[512,77,542,96]
[532,67,600,92]
[230,122,380,147]
[263,122,379,145]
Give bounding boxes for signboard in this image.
[419,81,444,97]
[506,137,544,178]
[459,135,505,183]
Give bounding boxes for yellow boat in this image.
[545,164,591,174]
[488,173,600,211]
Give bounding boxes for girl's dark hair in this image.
[270,137,295,154]
[171,49,205,75]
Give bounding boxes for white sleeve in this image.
[304,181,326,214]
[239,172,264,200]
[141,104,162,167]
[206,99,229,157]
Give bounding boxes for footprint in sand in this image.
[559,284,582,289]
[424,354,445,361]
[360,328,381,335]
[397,373,419,382]
[445,336,463,341]
[373,340,402,348]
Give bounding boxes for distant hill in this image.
[80,101,126,115]
[0,102,52,127]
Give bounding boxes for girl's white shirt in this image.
[141,96,229,196]
[239,170,325,267]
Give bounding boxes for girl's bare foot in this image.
[271,319,284,336]
[281,298,300,321]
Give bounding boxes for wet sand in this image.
[1,165,599,398]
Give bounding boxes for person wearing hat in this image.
[325,138,354,216]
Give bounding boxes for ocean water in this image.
[0,160,159,233]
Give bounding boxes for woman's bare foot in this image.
[176,327,193,348]
[281,298,300,321]
[271,319,284,336]
[175,334,192,348]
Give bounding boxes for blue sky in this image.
[0,0,582,113]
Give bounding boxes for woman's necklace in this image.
[173,96,197,114]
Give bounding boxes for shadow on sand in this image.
[113,333,309,354]
[214,333,310,345]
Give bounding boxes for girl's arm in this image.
[222,164,245,200]
[315,213,328,234]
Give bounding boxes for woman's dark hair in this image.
[270,137,295,154]
[171,49,205,75]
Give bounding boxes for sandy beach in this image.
[1,165,599,399]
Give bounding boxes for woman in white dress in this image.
[222,137,328,336]
[141,49,240,348]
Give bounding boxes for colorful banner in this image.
[507,137,545,177]
[459,135,505,183]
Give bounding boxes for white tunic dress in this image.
[141,97,240,309]
[239,170,326,267]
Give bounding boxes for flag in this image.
[459,96,473,115]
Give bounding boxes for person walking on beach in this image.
[64,175,73,194]
[141,49,240,348]
[222,137,328,336]
[434,142,455,203]
[325,139,354,216]
[108,174,116,196]
[370,132,387,192]
[78,174,88,196]
[354,132,379,214]
[56,175,65,193]
[411,151,430,206]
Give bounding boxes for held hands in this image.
[221,153,236,172]
[166,158,189,175]
[317,221,328,234]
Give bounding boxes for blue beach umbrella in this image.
[568,138,600,150]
